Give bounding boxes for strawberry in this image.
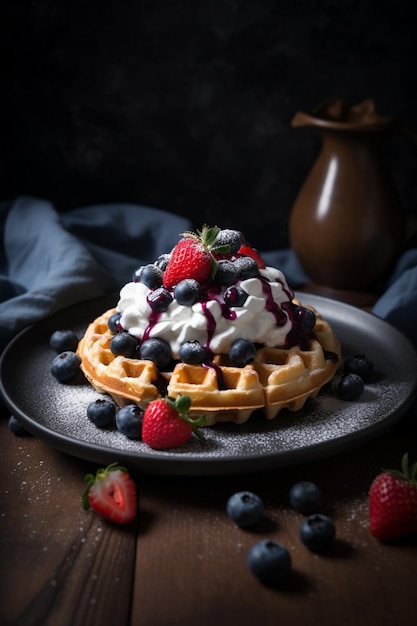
[238,245,266,269]
[162,225,222,289]
[142,395,206,450]
[368,453,417,541]
[82,462,137,524]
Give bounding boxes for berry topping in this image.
[238,245,266,269]
[289,481,322,514]
[369,453,417,541]
[138,264,163,289]
[147,286,173,312]
[299,514,336,552]
[179,340,209,365]
[108,312,122,334]
[247,540,291,586]
[301,307,317,331]
[50,351,81,382]
[229,339,257,367]
[49,329,79,353]
[154,253,171,271]
[344,354,374,382]
[174,279,202,306]
[141,395,206,449]
[110,332,138,358]
[87,398,116,428]
[213,259,240,286]
[226,491,264,528]
[163,225,221,289]
[139,337,172,369]
[223,285,248,307]
[213,228,244,254]
[234,255,260,279]
[338,373,364,400]
[82,462,137,524]
[116,405,144,439]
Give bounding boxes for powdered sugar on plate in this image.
[1,293,416,475]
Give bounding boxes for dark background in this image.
[1,0,416,250]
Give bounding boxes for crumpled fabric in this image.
[0,196,416,354]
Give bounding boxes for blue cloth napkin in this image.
[1,196,416,354]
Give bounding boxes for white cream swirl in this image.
[117,266,294,358]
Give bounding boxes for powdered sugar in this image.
[2,293,416,475]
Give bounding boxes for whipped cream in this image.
[117,266,295,358]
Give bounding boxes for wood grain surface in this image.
[1,401,417,626]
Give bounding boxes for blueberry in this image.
[229,339,256,367]
[226,491,264,528]
[174,279,201,306]
[110,332,138,358]
[87,398,116,428]
[138,264,163,289]
[213,259,239,286]
[301,307,316,332]
[338,373,364,400]
[155,254,171,271]
[214,228,244,253]
[108,312,122,334]
[234,256,260,279]
[49,329,79,353]
[224,285,248,307]
[179,340,209,365]
[344,354,373,382]
[8,415,31,437]
[139,337,172,369]
[50,351,81,382]
[299,514,336,552]
[116,404,144,439]
[147,286,173,312]
[289,481,322,514]
[247,540,291,585]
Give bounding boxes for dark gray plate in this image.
[1,293,417,475]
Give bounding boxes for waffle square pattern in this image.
[78,303,341,426]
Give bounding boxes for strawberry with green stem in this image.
[82,462,137,524]
[162,225,229,289]
[369,452,417,541]
[142,395,206,450]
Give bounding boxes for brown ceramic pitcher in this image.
[289,99,406,296]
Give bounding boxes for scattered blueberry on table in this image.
[226,491,265,528]
[299,513,336,552]
[247,540,292,585]
[289,481,322,514]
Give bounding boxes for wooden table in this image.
[1,392,417,626]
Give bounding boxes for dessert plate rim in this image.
[1,292,416,475]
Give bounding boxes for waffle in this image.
[77,304,341,425]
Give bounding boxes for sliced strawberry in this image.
[142,395,205,450]
[238,245,266,269]
[369,453,417,541]
[82,462,137,524]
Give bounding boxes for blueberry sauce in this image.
[260,279,288,326]
[141,310,162,344]
[202,361,228,390]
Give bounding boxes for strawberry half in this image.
[142,395,206,450]
[82,462,137,524]
[162,225,221,289]
[369,453,417,541]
